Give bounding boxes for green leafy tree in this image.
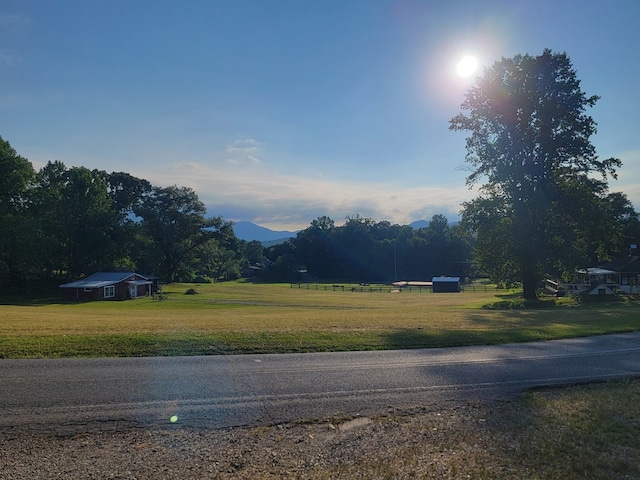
[134,185,233,282]
[413,215,471,279]
[32,162,121,279]
[603,192,640,258]
[295,216,337,278]
[94,170,152,216]
[242,240,266,265]
[264,239,296,264]
[0,136,36,290]
[334,215,377,279]
[93,170,153,271]
[451,49,621,298]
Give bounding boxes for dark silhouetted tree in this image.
[0,136,36,290]
[451,50,621,298]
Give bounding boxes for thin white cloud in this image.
[137,147,640,231]
[141,161,473,230]
[224,139,262,165]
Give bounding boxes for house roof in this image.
[584,268,616,275]
[599,256,640,273]
[59,272,148,289]
[432,276,460,282]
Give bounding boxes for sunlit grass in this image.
[0,281,638,358]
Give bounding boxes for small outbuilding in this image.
[431,276,461,293]
[59,272,153,301]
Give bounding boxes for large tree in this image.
[0,136,36,290]
[295,216,337,278]
[451,49,621,298]
[134,185,233,282]
[32,162,121,279]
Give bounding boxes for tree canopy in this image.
[451,49,625,298]
[1,88,637,299]
[134,185,234,283]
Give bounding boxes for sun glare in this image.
[456,55,478,78]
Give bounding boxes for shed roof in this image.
[431,276,460,283]
[60,272,148,289]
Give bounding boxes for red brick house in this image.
[59,272,153,301]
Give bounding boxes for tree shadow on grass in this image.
[380,328,509,350]
[0,296,65,306]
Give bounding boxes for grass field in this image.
[1,281,639,358]
[2,282,639,478]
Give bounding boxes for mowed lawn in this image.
[1,281,639,358]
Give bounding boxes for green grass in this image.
[0,281,638,358]
[1,282,639,479]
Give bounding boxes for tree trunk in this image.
[521,267,538,300]
[522,279,537,299]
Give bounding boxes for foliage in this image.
[0,115,636,293]
[451,49,628,299]
[0,136,36,291]
[133,185,234,282]
[0,141,240,288]
[285,214,471,282]
[32,163,124,279]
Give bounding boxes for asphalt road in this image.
[2,332,640,433]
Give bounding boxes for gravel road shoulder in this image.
[0,400,520,479]
[3,380,640,479]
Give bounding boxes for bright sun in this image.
[456,55,478,77]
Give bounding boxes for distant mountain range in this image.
[409,220,430,229]
[232,221,300,244]
[232,220,438,244]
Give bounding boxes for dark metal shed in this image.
[431,276,461,293]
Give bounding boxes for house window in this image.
[84,288,93,292]
[104,285,115,298]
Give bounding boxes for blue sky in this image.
[2,0,639,230]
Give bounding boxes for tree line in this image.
[261,214,471,283]
[2,50,639,298]
[0,136,472,294]
[0,140,243,294]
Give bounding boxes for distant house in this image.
[59,272,154,301]
[546,255,640,296]
[597,255,640,294]
[432,276,461,293]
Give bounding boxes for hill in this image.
[232,219,457,243]
[232,221,299,243]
